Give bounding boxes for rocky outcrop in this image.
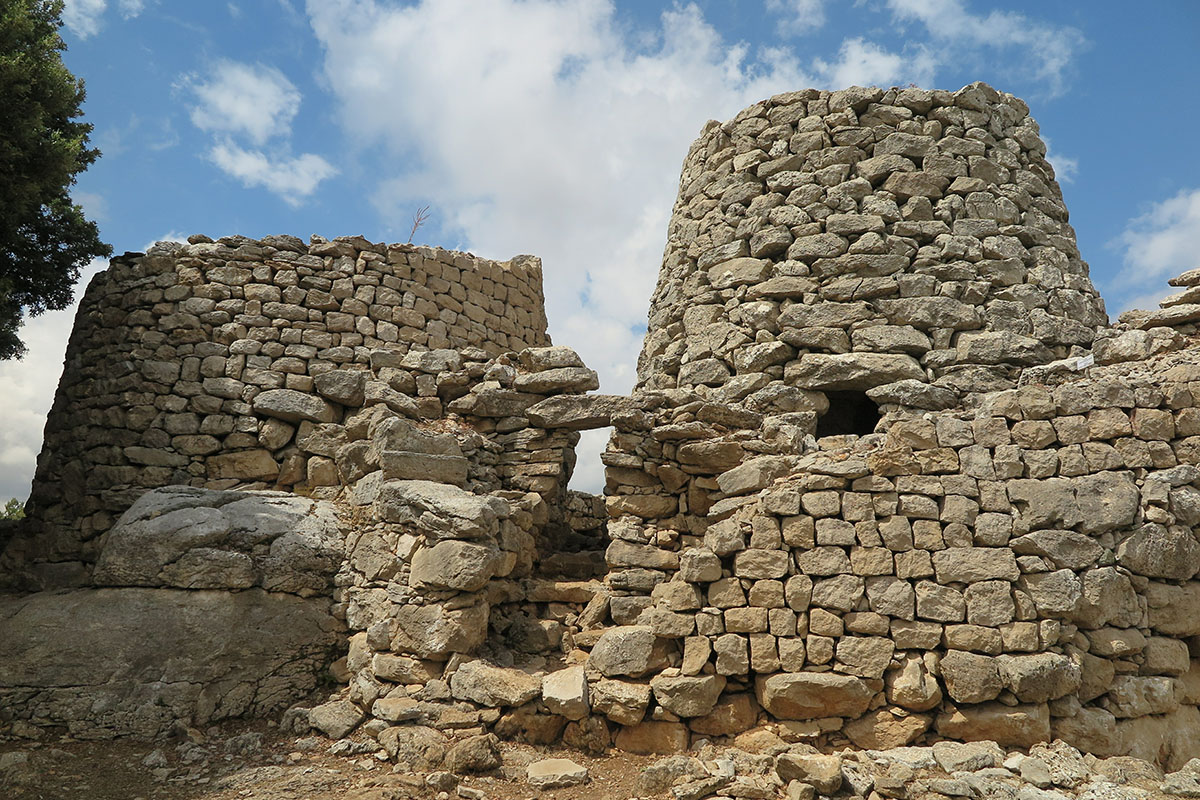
[0,488,347,739]
[0,587,342,739]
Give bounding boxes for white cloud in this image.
[61,0,108,38]
[141,232,189,250]
[1110,188,1200,312]
[307,0,938,491]
[209,141,337,205]
[887,0,1084,95]
[184,60,337,203]
[0,259,108,502]
[765,0,826,36]
[72,190,107,223]
[815,37,936,90]
[1042,136,1077,183]
[61,0,145,38]
[186,61,302,146]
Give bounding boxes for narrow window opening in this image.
[815,391,881,438]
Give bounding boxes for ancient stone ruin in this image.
[5,82,1200,780]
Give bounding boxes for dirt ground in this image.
[0,721,660,800]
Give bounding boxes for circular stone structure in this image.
[636,82,1106,424]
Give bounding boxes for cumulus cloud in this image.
[61,0,145,38]
[186,61,302,146]
[209,141,337,205]
[184,60,336,202]
[1110,188,1200,313]
[1042,136,1078,183]
[886,0,1085,96]
[0,259,108,502]
[306,0,943,490]
[814,37,936,90]
[765,0,826,36]
[61,0,108,38]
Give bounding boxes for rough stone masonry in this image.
[4,81,1200,776]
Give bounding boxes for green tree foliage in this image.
[0,0,110,359]
[1,498,25,520]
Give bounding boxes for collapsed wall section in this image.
[2,234,549,591]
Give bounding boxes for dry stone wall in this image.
[637,82,1106,409]
[595,83,1200,767]
[6,81,1200,777]
[599,347,1200,761]
[2,235,549,591]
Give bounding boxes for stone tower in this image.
[637,82,1106,435]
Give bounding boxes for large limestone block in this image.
[995,653,1082,703]
[93,487,343,596]
[717,456,794,497]
[931,547,1020,583]
[1051,707,1121,758]
[313,369,368,407]
[649,674,726,718]
[450,660,541,707]
[876,297,980,329]
[1074,472,1139,533]
[374,417,462,456]
[1021,569,1083,615]
[1117,523,1200,580]
[518,346,585,371]
[252,388,339,423]
[410,539,502,592]
[1145,582,1200,636]
[206,449,280,480]
[378,725,449,770]
[542,666,589,720]
[844,709,931,749]
[0,587,342,739]
[525,394,632,429]
[613,721,690,755]
[785,352,924,391]
[755,672,875,719]
[775,753,844,793]
[591,679,652,725]
[526,758,590,789]
[375,479,508,539]
[1115,704,1200,771]
[588,626,671,678]
[935,702,1051,749]
[1106,675,1177,718]
[513,367,599,394]
[955,332,1051,365]
[688,693,759,736]
[1007,478,1080,530]
[447,388,541,417]
[380,450,469,485]
[1010,530,1102,571]
[940,650,1001,704]
[886,653,942,711]
[391,600,488,659]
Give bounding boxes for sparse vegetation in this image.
[2,497,25,520]
[407,204,431,243]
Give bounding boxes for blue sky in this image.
[2,0,1199,500]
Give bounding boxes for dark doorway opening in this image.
[816,391,881,437]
